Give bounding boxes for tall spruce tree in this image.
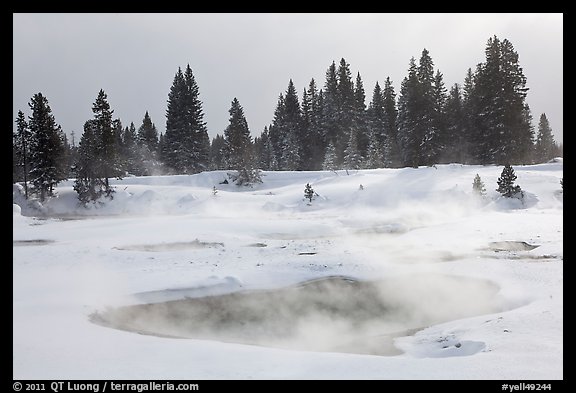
[138,111,160,175]
[66,131,79,178]
[353,72,369,158]
[535,113,556,163]
[223,98,261,186]
[417,49,442,166]
[336,58,356,160]
[301,79,324,170]
[14,110,31,197]
[397,57,421,168]
[163,65,210,174]
[93,89,121,192]
[74,90,123,203]
[382,77,400,167]
[321,61,341,165]
[364,129,384,169]
[343,126,362,171]
[323,141,338,172]
[425,70,448,164]
[460,67,478,164]
[74,120,104,203]
[366,82,386,168]
[138,111,159,153]
[444,83,466,163]
[470,36,533,164]
[268,95,283,168]
[269,80,303,170]
[210,133,226,170]
[122,122,143,175]
[162,67,185,170]
[27,93,68,201]
[183,64,211,171]
[280,80,303,170]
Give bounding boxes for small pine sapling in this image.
[304,183,315,203]
[496,165,522,198]
[472,174,486,197]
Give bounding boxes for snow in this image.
[13,162,563,379]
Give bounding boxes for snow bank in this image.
[13,163,563,219]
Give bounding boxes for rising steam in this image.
[91,274,504,356]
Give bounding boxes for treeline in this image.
[243,35,561,172]
[13,35,561,203]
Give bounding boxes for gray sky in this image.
[13,13,563,144]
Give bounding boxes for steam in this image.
[92,274,504,356]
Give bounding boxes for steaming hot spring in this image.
[91,274,504,356]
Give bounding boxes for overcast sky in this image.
[13,13,563,144]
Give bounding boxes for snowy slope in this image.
[13,162,563,379]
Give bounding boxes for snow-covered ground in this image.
[13,162,563,379]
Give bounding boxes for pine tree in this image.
[138,111,159,153]
[62,132,77,179]
[496,164,522,198]
[267,132,279,171]
[472,174,486,197]
[301,79,324,170]
[534,113,557,163]
[162,67,185,171]
[280,80,303,170]
[138,111,160,175]
[320,61,341,165]
[444,83,467,163]
[210,134,226,170]
[268,96,285,170]
[113,118,124,157]
[223,98,261,186]
[470,36,533,164]
[93,89,122,194]
[382,77,400,167]
[417,49,442,166]
[427,70,448,164]
[461,67,478,164]
[158,132,165,163]
[336,58,356,160]
[322,141,338,172]
[397,57,421,168]
[66,131,79,178]
[74,90,123,203]
[257,126,278,171]
[122,122,143,175]
[74,120,105,203]
[304,183,314,203]
[366,81,386,167]
[269,80,303,170]
[343,126,362,172]
[14,110,31,197]
[364,129,384,169]
[27,93,68,201]
[254,127,275,171]
[183,64,210,173]
[163,65,210,174]
[353,72,369,158]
